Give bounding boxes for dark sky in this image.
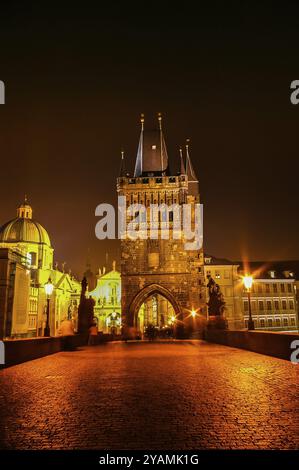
[0,1,299,277]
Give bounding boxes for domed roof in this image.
[0,199,51,246]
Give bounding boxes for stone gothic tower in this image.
[117,114,206,332]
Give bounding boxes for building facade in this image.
[117,115,206,334]
[239,262,298,332]
[88,263,121,334]
[204,256,244,329]
[0,199,80,338]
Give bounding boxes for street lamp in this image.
[191,310,197,318]
[243,275,254,330]
[44,277,54,337]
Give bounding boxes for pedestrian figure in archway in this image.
[145,324,157,341]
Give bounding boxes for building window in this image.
[215,271,220,279]
[275,318,281,327]
[289,300,294,310]
[282,300,287,310]
[258,301,264,311]
[273,284,277,293]
[224,270,230,279]
[283,318,288,327]
[280,284,285,293]
[258,284,262,293]
[274,300,279,311]
[266,300,272,310]
[244,301,249,311]
[260,319,265,328]
[268,319,273,327]
[265,284,270,293]
[290,318,295,326]
[287,284,292,293]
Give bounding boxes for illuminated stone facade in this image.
[88,265,121,334]
[0,199,80,338]
[117,116,206,333]
[239,263,298,332]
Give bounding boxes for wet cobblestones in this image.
[0,341,298,450]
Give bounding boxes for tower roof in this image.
[134,114,169,177]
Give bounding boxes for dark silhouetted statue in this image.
[78,277,95,336]
[206,275,227,329]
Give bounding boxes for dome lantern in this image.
[17,195,33,219]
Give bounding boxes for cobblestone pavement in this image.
[0,341,298,450]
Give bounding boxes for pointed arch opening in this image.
[128,284,182,335]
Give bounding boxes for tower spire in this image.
[134,114,144,176]
[179,147,186,174]
[158,112,164,172]
[185,139,199,196]
[134,113,169,177]
[158,112,162,130]
[119,149,126,177]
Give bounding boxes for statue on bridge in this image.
[78,277,95,337]
[206,275,227,329]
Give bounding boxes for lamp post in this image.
[44,277,54,337]
[243,275,254,330]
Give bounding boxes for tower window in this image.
[151,145,156,150]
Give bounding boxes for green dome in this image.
[0,217,51,246]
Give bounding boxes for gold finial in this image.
[140,113,145,130]
[121,149,124,159]
[158,112,162,130]
[179,147,183,157]
[24,194,28,204]
[186,138,190,149]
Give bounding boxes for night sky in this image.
[0,2,299,277]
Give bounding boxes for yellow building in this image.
[88,263,121,334]
[239,262,298,332]
[204,256,244,329]
[0,199,81,338]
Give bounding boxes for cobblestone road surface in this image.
[0,341,298,450]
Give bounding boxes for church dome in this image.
[0,198,51,246]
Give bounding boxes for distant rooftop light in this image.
[151,145,156,150]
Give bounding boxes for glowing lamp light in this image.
[44,277,54,297]
[191,310,197,318]
[243,275,253,290]
[170,315,176,323]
